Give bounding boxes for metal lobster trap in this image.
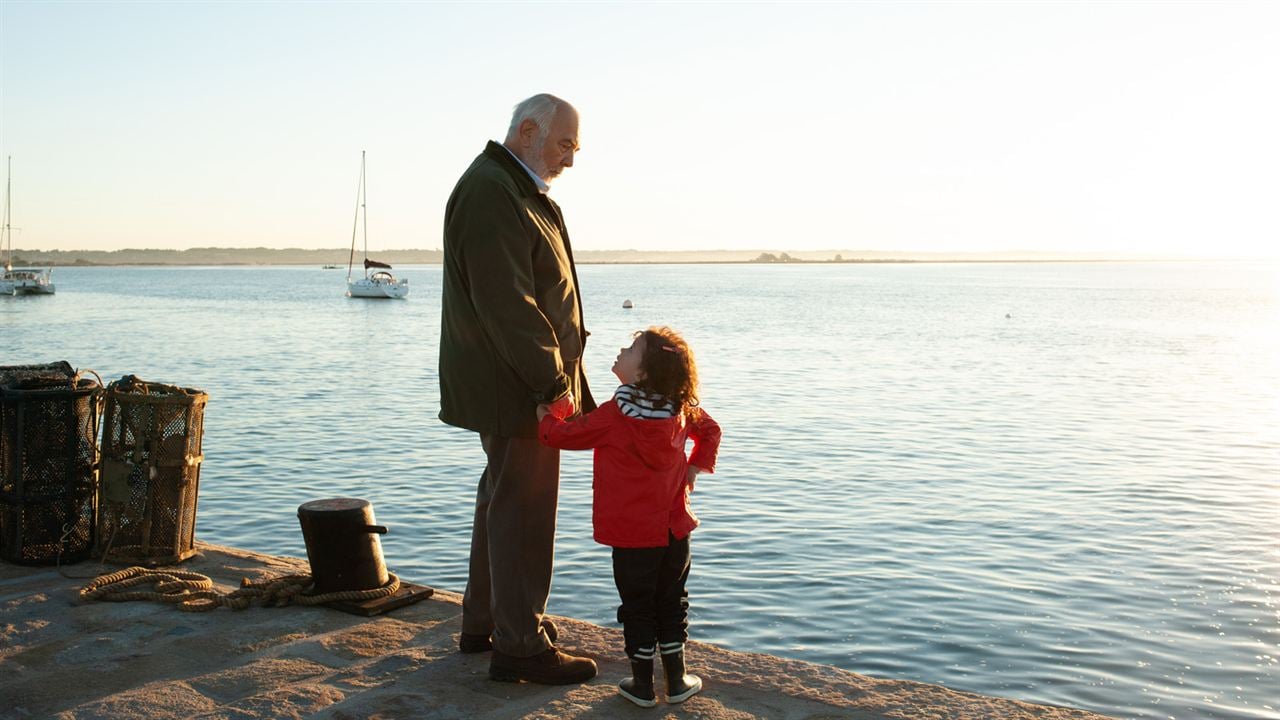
[0,362,103,565]
[97,375,208,566]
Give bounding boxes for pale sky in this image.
[1,1,1277,257]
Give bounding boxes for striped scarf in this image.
[614,384,676,420]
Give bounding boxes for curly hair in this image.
[633,326,701,421]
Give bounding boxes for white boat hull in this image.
[347,275,408,299]
[14,284,55,295]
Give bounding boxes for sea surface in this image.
[4,261,1277,720]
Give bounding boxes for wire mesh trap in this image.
[0,362,103,565]
[96,375,208,566]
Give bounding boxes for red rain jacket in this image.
[539,400,721,548]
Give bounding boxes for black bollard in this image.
[297,498,389,593]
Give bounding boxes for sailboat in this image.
[1,157,55,296]
[346,151,408,299]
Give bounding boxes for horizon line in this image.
[4,246,1251,260]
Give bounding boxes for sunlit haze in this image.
[2,1,1277,258]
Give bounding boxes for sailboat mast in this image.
[3,156,11,273]
[346,151,363,282]
[361,151,369,279]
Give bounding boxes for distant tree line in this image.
[750,252,857,263]
[5,248,444,266]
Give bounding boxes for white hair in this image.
[506,94,569,140]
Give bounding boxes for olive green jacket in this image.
[438,141,595,438]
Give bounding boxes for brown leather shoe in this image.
[489,646,598,685]
[460,619,559,653]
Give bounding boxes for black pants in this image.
[612,532,691,658]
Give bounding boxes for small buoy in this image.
[622,299,634,309]
[1005,313,1012,319]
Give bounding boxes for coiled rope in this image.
[79,566,400,612]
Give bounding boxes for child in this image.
[537,326,721,707]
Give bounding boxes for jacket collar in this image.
[483,140,543,199]
[503,145,550,194]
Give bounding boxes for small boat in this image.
[345,151,408,300]
[1,157,54,296]
[1,267,54,296]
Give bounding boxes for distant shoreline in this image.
[8,259,1199,267]
[4,247,1222,267]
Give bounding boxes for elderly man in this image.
[438,94,597,685]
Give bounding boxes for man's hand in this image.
[546,392,576,420]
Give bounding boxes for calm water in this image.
[4,262,1277,720]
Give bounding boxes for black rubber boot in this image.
[618,656,657,707]
[661,647,702,703]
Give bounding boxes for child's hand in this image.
[546,393,575,420]
[536,403,552,421]
[686,465,702,491]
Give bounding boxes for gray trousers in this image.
[462,433,560,657]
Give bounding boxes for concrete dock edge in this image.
[1,542,1114,719]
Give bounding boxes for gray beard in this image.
[527,135,559,183]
